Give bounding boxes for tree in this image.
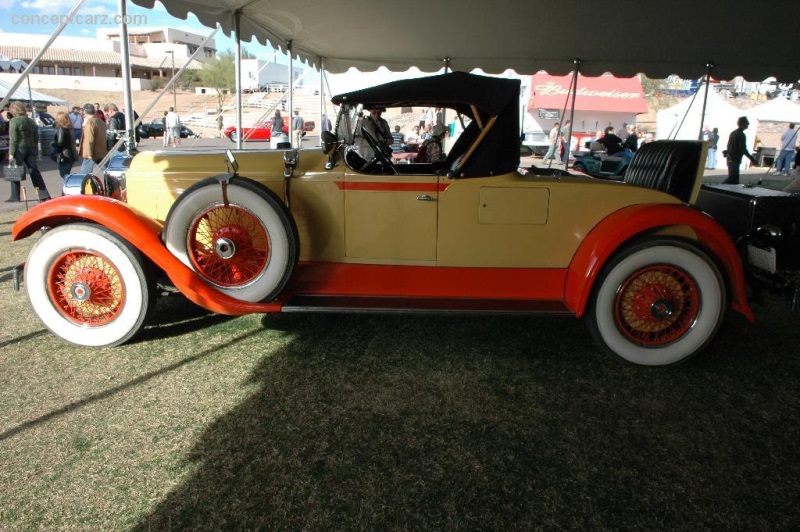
[199,52,235,131]
[178,69,201,90]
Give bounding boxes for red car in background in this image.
[224,120,316,142]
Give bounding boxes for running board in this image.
[282,295,572,316]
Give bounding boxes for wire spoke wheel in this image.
[188,204,270,288]
[615,265,699,346]
[25,224,153,347]
[48,250,126,325]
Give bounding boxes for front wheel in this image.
[24,224,155,347]
[229,130,239,143]
[587,240,725,366]
[572,162,587,174]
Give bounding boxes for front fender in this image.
[565,203,754,321]
[12,196,282,316]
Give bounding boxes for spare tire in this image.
[163,176,298,302]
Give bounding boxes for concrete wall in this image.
[0,73,150,91]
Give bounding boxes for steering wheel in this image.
[360,127,398,175]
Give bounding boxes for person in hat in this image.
[355,107,392,160]
[722,116,756,185]
[415,123,448,164]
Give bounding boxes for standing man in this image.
[776,123,798,176]
[292,110,304,147]
[79,103,108,174]
[706,127,720,169]
[104,103,126,151]
[321,113,332,133]
[270,110,284,136]
[560,119,572,164]
[94,103,106,123]
[165,107,181,148]
[722,116,756,185]
[542,122,560,164]
[68,106,83,145]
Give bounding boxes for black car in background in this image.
[137,119,194,139]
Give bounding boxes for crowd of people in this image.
[352,107,453,164]
[4,100,146,203]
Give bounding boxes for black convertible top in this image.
[332,72,521,177]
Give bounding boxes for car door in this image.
[343,171,439,263]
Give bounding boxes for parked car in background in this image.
[138,119,195,139]
[224,120,315,142]
[571,149,634,180]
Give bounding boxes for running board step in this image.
[282,295,572,316]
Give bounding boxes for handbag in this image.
[3,161,26,182]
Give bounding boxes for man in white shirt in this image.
[165,107,181,148]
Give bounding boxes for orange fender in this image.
[12,196,282,316]
[565,203,754,321]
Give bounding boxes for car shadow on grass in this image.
[133,302,800,530]
[132,293,237,344]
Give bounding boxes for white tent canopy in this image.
[747,98,800,123]
[656,86,752,169]
[130,0,800,82]
[0,79,67,106]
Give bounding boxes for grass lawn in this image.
[1,208,800,530]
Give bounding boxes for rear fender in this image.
[12,196,282,316]
[565,203,754,321]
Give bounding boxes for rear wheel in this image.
[587,240,725,366]
[25,224,154,347]
[229,130,239,143]
[163,177,298,302]
[573,162,587,174]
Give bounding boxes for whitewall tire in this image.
[587,240,725,366]
[163,177,298,303]
[25,224,154,347]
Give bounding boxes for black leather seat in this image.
[623,140,703,203]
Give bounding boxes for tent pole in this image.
[319,57,324,147]
[233,11,243,149]
[97,27,218,169]
[698,61,714,141]
[564,59,581,171]
[0,0,87,113]
[288,40,295,147]
[118,0,136,154]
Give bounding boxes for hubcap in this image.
[214,237,236,259]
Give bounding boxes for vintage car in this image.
[224,120,315,143]
[12,72,759,366]
[571,149,634,180]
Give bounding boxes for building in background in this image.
[0,28,213,91]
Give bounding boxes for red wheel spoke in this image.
[48,251,125,326]
[188,204,270,287]
[615,266,699,347]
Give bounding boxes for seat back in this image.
[623,140,706,204]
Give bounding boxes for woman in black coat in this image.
[54,111,77,179]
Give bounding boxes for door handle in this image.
[417,194,434,201]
